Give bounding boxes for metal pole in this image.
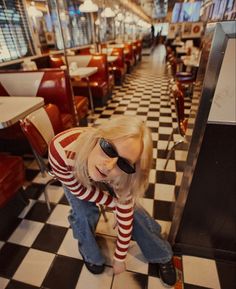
[54,0,79,125]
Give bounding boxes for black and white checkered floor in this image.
[0,45,234,289]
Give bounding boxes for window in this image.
[0,0,34,62]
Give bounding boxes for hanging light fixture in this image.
[28,1,43,17]
[79,0,98,13]
[101,7,115,18]
[116,12,124,21]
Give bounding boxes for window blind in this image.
[0,0,34,63]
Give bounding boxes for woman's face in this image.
[87,136,142,182]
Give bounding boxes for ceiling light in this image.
[79,0,98,13]
[101,7,115,18]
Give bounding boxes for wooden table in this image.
[0,96,44,129]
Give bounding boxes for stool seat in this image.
[0,155,25,207]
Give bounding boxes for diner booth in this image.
[0,0,236,288]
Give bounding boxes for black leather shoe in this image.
[79,248,105,274]
[159,259,177,287]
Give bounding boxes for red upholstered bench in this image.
[0,155,25,207]
[0,69,89,129]
[67,54,113,107]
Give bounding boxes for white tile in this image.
[183,255,221,289]
[154,184,175,202]
[125,241,148,274]
[139,198,154,216]
[8,219,44,246]
[156,140,168,150]
[57,229,82,259]
[148,275,174,289]
[148,111,160,117]
[0,277,9,289]
[13,249,55,287]
[158,127,173,135]
[124,110,137,116]
[137,107,149,112]
[156,158,176,172]
[96,212,117,237]
[96,235,116,266]
[38,185,64,204]
[157,220,171,237]
[75,266,113,289]
[153,148,157,159]
[18,199,36,218]
[46,204,70,227]
[175,150,188,161]
[149,169,156,184]
[32,172,54,185]
[159,116,172,123]
[151,132,158,141]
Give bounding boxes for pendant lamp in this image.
[79,0,98,13]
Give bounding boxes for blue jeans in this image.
[64,186,173,265]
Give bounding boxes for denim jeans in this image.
[64,186,173,265]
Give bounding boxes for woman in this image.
[49,116,176,286]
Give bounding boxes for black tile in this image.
[148,263,160,277]
[0,217,21,241]
[25,202,55,223]
[25,170,39,182]
[0,243,28,278]
[32,224,68,253]
[137,112,147,116]
[147,117,159,121]
[156,171,176,185]
[150,127,158,133]
[152,140,157,148]
[5,280,39,289]
[153,200,174,221]
[176,161,186,172]
[216,260,236,289]
[59,194,69,205]
[159,122,173,127]
[24,184,45,200]
[157,149,174,160]
[158,134,172,141]
[42,255,83,289]
[99,115,110,119]
[132,272,148,288]
[160,113,171,117]
[114,111,125,115]
[144,183,155,199]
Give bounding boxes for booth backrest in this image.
[67,54,109,82]
[0,69,75,121]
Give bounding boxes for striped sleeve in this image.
[113,195,134,262]
[48,131,116,209]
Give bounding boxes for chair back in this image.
[20,104,63,158]
[0,69,76,125]
[172,85,187,136]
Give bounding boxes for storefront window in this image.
[47,0,92,50]
[0,0,34,62]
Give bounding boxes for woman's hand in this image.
[113,260,126,274]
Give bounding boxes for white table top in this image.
[69,67,98,78]
[181,56,200,67]
[0,97,44,129]
[107,56,118,63]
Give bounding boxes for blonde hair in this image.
[74,116,153,203]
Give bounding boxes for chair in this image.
[164,83,188,169]
[20,103,64,211]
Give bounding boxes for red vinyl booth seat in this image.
[0,69,89,131]
[67,54,113,107]
[124,43,135,73]
[108,47,126,85]
[0,155,25,207]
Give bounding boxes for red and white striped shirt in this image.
[48,128,134,262]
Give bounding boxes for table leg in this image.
[86,76,94,115]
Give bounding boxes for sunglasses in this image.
[99,138,136,174]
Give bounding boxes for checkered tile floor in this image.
[0,45,234,289]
